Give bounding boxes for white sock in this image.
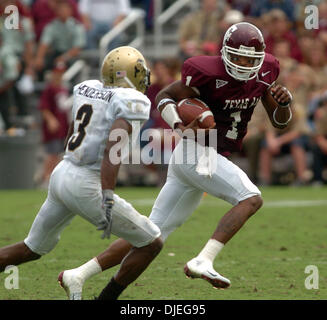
[197,239,224,263]
[74,257,102,282]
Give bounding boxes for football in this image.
[177,98,215,129]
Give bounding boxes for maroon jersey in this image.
[181,53,280,154]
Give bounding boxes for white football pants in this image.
[149,139,261,241]
[24,160,161,255]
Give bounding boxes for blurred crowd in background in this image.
[1,0,327,189]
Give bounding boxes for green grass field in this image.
[0,186,326,300]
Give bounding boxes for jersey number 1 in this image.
[68,104,93,151]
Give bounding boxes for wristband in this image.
[273,106,292,126]
[157,98,176,110]
[161,103,183,129]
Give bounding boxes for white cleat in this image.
[58,270,84,300]
[184,257,231,289]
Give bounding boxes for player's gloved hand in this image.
[97,189,114,239]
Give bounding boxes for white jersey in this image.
[64,80,150,171]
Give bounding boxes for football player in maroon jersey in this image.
[58,22,292,298]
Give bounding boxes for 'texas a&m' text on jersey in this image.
[181,53,280,154]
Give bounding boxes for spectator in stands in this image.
[297,29,315,64]
[78,0,131,49]
[242,102,269,184]
[0,35,21,135]
[311,99,327,185]
[0,0,36,123]
[304,39,327,96]
[274,38,317,108]
[146,58,181,131]
[178,0,227,60]
[225,0,252,16]
[314,1,327,47]
[130,0,154,30]
[259,105,310,186]
[304,39,327,134]
[0,1,35,64]
[38,62,70,185]
[249,0,295,23]
[31,0,81,41]
[21,0,33,6]
[263,9,302,63]
[34,0,86,74]
[257,37,314,186]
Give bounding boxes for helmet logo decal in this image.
[116,71,127,78]
[134,59,144,77]
[216,79,228,89]
[134,65,140,78]
[224,25,237,42]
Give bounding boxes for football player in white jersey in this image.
[0,46,163,300]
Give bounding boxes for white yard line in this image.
[263,200,327,208]
[131,198,327,208]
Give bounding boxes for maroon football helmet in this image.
[221,22,266,81]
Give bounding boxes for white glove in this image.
[97,189,114,239]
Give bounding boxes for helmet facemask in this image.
[129,59,151,94]
[221,22,266,81]
[221,45,265,81]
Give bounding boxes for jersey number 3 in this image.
[68,104,93,151]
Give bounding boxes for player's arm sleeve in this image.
[110,91,151,125]
[181,59,209,95]
[108,91,150,155]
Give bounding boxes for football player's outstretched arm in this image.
[98,118,132,239]
[101,118,132,190]
[261,84,293,130]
